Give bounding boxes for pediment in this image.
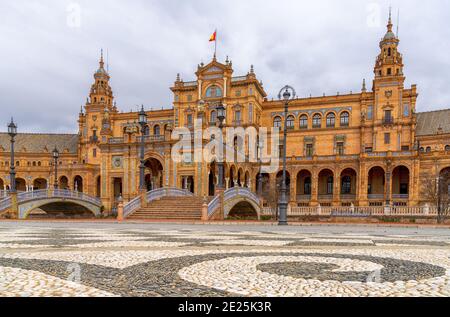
[197,59,228,77]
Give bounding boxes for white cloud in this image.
[1,0,449,133]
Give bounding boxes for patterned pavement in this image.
[1,223,450,297]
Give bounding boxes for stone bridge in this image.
[207,187,262,220]
[0,189,103,219]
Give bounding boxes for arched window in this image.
[210,110,217,123]
[340,112,350,127]
[327,176,334,194]
[144,125,150,136]
[205,86,222,98]
[273,116,282,128]
[341,176,352,194]
[299,115,308,129]
[326,113,336,127]
[426,147,432,153]
[445,145,450,152]
[313,114,322,128]
[234,110,241,122]
[419,147,425,153]
[37,161,41,167]
[286,116,295,129]
[304,177,311,195]
[153,125,160,136]
[16,161,20,167]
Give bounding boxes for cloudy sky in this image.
[1,0,450,133]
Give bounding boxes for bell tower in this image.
[373,9,404,85]
[79,50,115,165]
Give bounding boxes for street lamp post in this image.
[52,147,59,189]
[216,104,226,189]
[257,138,263,197]
[138,105,148,192]
[8,118,18,218]
[8,118,17,194]
[277,85,296,226]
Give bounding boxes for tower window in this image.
[387,68,392,76]
[388,48,391,56]
[93,148,97,158]
[367,106,373,120]
[205,86,222,98]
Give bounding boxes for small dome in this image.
[384,31,397,40]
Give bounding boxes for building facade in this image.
[1,16,450,213]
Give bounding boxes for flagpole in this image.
[214,29,217,59]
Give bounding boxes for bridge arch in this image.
[222,188,261,220]
[20,199,101,219]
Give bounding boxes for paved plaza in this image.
[0,222,450,297]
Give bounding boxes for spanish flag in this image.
[209,30,217,42]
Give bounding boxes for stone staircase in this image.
[128,196,210,220]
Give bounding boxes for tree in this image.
[421,169,450,224]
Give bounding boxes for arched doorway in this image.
[59,176,69,190]
[368,166,385,201]
[340,168,357,201]
[96,176,101,198]
[208,162,216,196]
[255,173,270,200]
[296,170,312,203]
[392,166,410,200]
[33,178,47,190]
[16,178,26,192]
[0,178,4,191]
[182,176,194,193]
[144,158,164,191]
[318,169,334,202]
[73,176,83,193]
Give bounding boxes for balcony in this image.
[392,194,409,200]
[89,136,99,144]
[368,194,384,200]
[318,194,333,201]
[108,137,124,144]
[382,117,395,125]
[340,194,356,201]
[297,195,311,201]
[138,135,166,143]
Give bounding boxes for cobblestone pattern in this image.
[1,225,450,297]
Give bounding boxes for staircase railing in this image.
[146,187,194,203]
[0,196,12,212]
[123,196,142,218]
[207,195,221,218]
[224,187,260,204]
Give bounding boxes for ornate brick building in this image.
[1,15,450,215]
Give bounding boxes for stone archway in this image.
[318,169,334,199]
[228,201,258,219]
[144,157,164,191]
[16,178,26,192]
[95,176,101,198]
[33,178,48,190]
[0,178,4,191]
[208,162,217,196]
[368,166,385,201]
[340,168,357,201]
[392,165,410,200]
[59,176,69,190]
[74,175,83,193]
[296,170,312,202]
[276,171,291,202]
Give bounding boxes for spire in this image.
[387,7,393,32]
[362,78,367,92]
[100,49,104,69]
